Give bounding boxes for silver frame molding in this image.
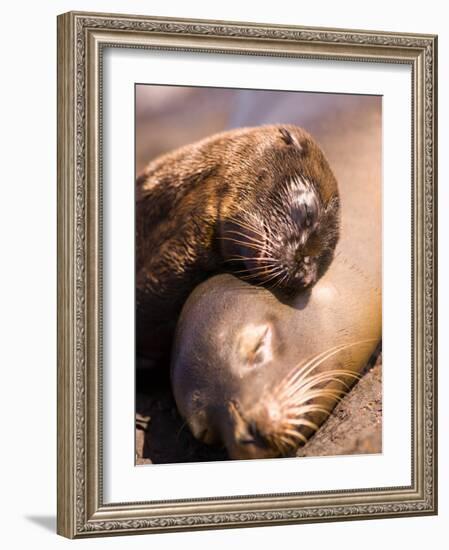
[57,11,438,538]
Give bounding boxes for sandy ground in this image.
[136,351,382,465]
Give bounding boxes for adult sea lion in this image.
[171,260,381,459]
[170,102,382,460]
[136,125,340,365]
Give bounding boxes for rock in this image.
[297,363,382,457]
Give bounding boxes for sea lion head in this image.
[219,125,340,294]
[171,274,363,460]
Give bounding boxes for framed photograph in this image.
[57,11,437,538]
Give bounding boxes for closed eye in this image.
[291,195,319,228]
[239,324,273,368]
[249,340,266,365]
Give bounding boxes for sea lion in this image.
[169,104,382,460]
[170,259,381,459]
[136,125,340,365]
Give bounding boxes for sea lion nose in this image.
[301,271,317,288]
[228,400,258,445]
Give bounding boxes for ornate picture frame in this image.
[57,11,437,538]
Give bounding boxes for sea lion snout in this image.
[224,400,281,460]
[280,255,319,292]
[218,167,338,294]
[294,261,318,288]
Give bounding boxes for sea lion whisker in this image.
[274,361,339,401]
[274,434,299,450]
[281,428,309,445]
[238,263,285,280]
[218,233,265,246]
[226,220,269,243]
[284,418,319,431]
[266,277,286,290]
[226,213,263,233]
[270,270,290,289]
[224,255,277,265]
[274,339,376,397]
[220,241,268,257]
[277,364,363,404]
[284,405,332,416]
[289,385,348,401]
[227,230,267,247]
[282,378,349,403]
[271,440,287,456]
[280,370,360,400]
[285,389,346,407]
[218,236,266,253]
[309,371,361,390]
[239,267,284,282]
[231,267,279,279]
[229,263,279,276]
[256,269,287,286]
[273,342,356,391]
[269,270,290,289]
[225,229,267,247]
[236,263,283,277]
[259,263,287,278]
[257,265,286,278]
[278,444,291,456]
[227,214,280,249]
[226,219,281,250]
[240,272,283,284]
[299,392,347,409]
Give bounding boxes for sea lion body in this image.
[170,105,382,459]
[171,258,381,459]
[136,125,340,364]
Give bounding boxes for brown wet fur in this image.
[136,125,339,364]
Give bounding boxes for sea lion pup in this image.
[136,125,340,364]
[170,261,381,460]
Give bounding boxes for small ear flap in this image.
[279,127,293,144]
[279,127,303,151]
